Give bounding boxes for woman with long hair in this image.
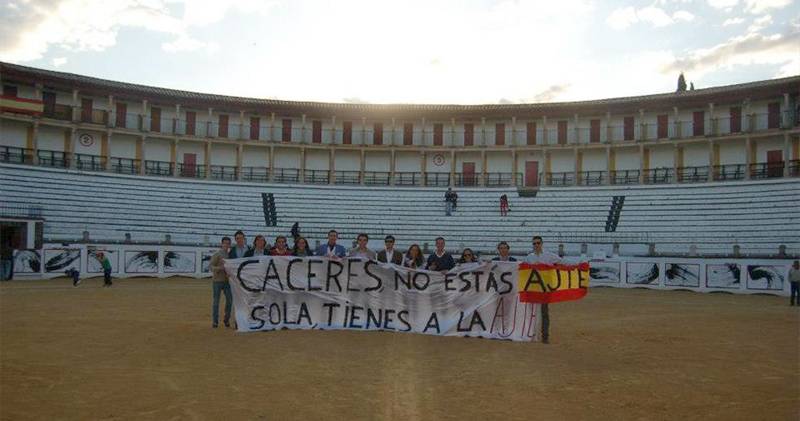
[403,244,425,269]
[291,236,314,257]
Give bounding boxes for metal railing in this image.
[0,146,34,164]
[145,160,174,176]
[546,172,575,186]
[610,169,640,185]
[334,171,360,185]
[677,166,709,183]
[110,157,140,175]
[241,167,270,182]
[273,168,299,183]
[74,154,106,171]
[364,171,391,185]
[303,169,330,184]
[712,164,745,181]
[178,163,206,179]
[37,149,67,168]
[210,165,238,181]
[577,171,605,186]
[749,162,784,179]
[643,168,674,184]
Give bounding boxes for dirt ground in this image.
[0,277,798,421]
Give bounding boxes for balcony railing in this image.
[712,164,745,181]
[677,166,709,183]
[454,173,480,187]
[74,153,106,171]
[110,157,140,175]
[145,160,174,176]
[304,169,330,184]
[610,169,640,185]
[0,146,34,164]
[788,160,800,177]
[546,172,575,186]
[643,168,674,184]
[395,172,422,186]
[178,163,206,179]
[42,104,72,121]
[485,172,522,187]
[364,171,391,185]
[577,171,605,186]
[424,172,450,187]
[210,165,238,181]
[78,108,108,125]
[334,170,360,185]
[749,162,784,179]
[241,167,270,182]
[273,168,299,183]
[37,149,67,168]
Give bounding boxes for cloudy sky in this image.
[1,0,798,104]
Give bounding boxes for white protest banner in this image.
[224,256,541,341]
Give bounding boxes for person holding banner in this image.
[270,236,292,256]
[244,235,269,257]
[229,230,251,259]
[492,241,517,262]
[210,236,233,328]
[377,235,403,265]
[525,236,560,343]
[457,248,478,264]
[292,237,314,257]
[315,230,347,258]
[403,244,425,269]
[349,233,377,260]
[426,237,455,272]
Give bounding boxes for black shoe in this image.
[212,323,219,328]
[224,321,231,328]
[542,337,550,344]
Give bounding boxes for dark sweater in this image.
[426,252,455,271]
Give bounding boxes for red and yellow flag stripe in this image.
[518,262,590,303]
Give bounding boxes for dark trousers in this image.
[103,268,112,285]
[541,303,550,342]
[791,282,800,306]
[212,281,232,325]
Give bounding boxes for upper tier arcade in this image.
[1,62,798,188]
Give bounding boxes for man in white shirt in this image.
[524,235,561,344]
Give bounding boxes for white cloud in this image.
[607,7,638,29]
[747,14,773,32]
[0,0,277,62]
[661,29,800,78]
[744,0,792,14]
[51,57,67,67]
[723,17,745,25]
[707,0,739,8]
[607,6,695,30]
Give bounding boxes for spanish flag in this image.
[518,262,590,303]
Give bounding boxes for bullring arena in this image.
[1,62,799,420]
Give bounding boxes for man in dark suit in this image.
[228,230,252,258]
[377,235,403,265]
[315,230,346,258]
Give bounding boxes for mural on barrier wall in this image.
[44,249,81,273]
[163,251,196,273]
[746,265,785,290]
[13,250,41,273]
[201,251,215,273]
[589,261,620,283]
[706,263,740,289]
[125,251,159,273]
[626,262,660,285]
[87,249,119,273]
[665,263,700,287]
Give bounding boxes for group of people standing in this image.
[207,229,561,342]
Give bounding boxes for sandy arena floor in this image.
[1,277,798,420]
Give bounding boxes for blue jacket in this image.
[315,243,347,258]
